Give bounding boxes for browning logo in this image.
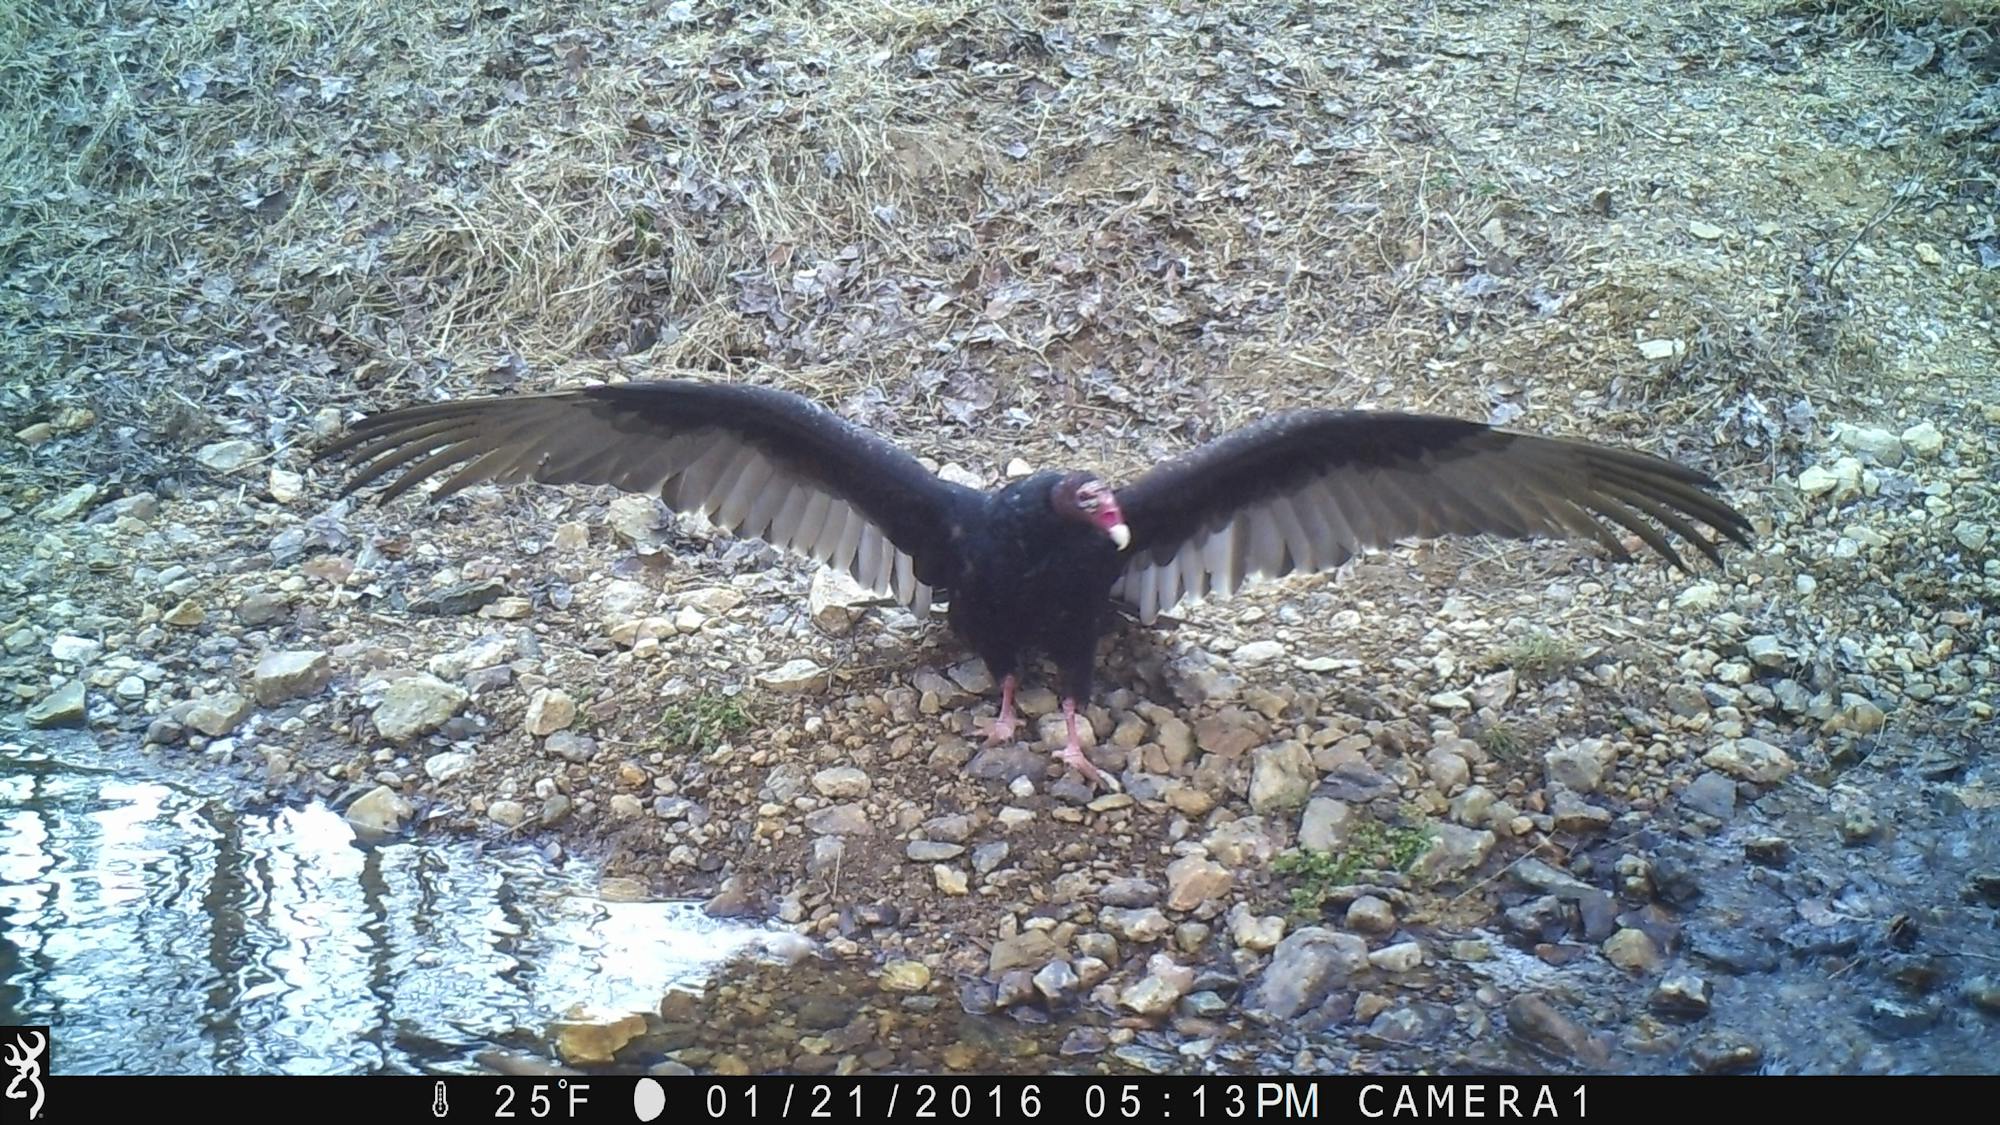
[2,1027,47,1122]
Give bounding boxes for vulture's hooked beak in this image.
[1080,483,1131,550]
[1092,500,1131,551]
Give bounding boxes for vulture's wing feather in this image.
[1110,411,1751,622]
[319,381,979,613]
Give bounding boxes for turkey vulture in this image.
[319,381,1750,788]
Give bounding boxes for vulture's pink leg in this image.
[983,675,1019,744]
[1056,698,1108,788]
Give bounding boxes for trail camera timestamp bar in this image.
[42,1074,1591,1121]
[34,1072,1985,1120]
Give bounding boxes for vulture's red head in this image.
[1051,473,1131,551]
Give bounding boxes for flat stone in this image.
[805,803,873,836]
[90,493,156,524]
[1100,878,1161,908]
[1702,737,1795,784]
[1604,927,1663,972]
[1119,955,1194,1016]
[1193,708,1266,757]
[1233,640,1286,665]
[607,495,670,546]
[546,731,596,763]
[809,569,873,635]
[26,681,87,728]
[811,766,871,799]
[1901,422,1943,458]
[551,1006,647,1066]
[1506,994,1610,1069]
[1651,973,1713,1018]
[1545,741,1608,793]
[1346,895,1396,935]
[268,468,304,503]
[810,837,845,876]
[524,688,577,736]
[1033,959,1079,1003]
[480,596,532,620]
[880,960,931,993]
[488,800,529,828]
[679,587,744,614]
[187,691,253,737]
[1164,856,1232,911]
[1744,635,1788,668]
[1551,789,1614,834]
[1248,927,1369,1018]
[989,930,1057,976]
[1834,423,1904,464]
[971,842,1008,874]
[1676,581,1723,611]
[236,591,291,625]
[1369,941,1425,972]
[49,635,101,664]
[1203,818,1276,866]
[346,785,414,836]
[1684,1032,1761,1073]
[1424,747,1470,792]
[1298,797,1354,853]
[1797,458,1863,501]
[1228,906,1286,952]
[195,439,260,472]
[253,650,331,705]
[1246,740,1315,813]
[758,659,829,694]
[373,675,467,741]
[1411,823,1492,885]
[410,578,507,616]
[1101,907,1172,943]
[42,483,98,520]
[922,813,973,843]
[1681,772,1738,820]
[424,751,474,782]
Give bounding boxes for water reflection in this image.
[0,733,769,1075]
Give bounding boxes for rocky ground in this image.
[4,0,1998,1074]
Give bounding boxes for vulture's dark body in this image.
[945,474,1126,702]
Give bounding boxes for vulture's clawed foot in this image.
[980,673,1020,745]
[980,715,1018,745]
[1054,696,1117,789]
[1057,742,1119,791]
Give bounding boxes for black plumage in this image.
[319,380,1752,788]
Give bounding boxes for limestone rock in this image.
[253,650,331,705]
[373,675,467,741]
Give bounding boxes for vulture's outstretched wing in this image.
[318,381,979,614]
[1110,411,1751,623]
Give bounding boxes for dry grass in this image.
[2,0,1994,512]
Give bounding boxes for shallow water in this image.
[0,731,770,1075]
